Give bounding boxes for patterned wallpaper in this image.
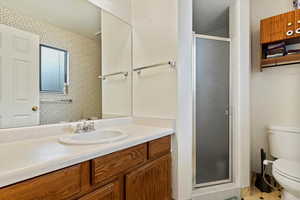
[0,5,102,124]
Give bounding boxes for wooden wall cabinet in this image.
[0,136,172,200]
[284,11,296,40]
[260,15,284,44]
[295,9,300,34]
[260,10,300,44]
[260,10,300,69]
[260,17,273,44]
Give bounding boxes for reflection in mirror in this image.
[0,0,132,129]
[40,45,69,94]
[101,11,132,119]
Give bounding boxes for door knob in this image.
[32,106,39,111]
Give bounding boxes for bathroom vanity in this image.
[0,118,174,200]
[0,0,175,199]
[0,135,171,200]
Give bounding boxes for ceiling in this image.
[0,0,102,39]
[193,0,233,36]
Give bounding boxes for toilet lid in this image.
[274,159,300,182]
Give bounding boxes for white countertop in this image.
[0,124,174,188]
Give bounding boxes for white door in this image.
[0,24,39,128]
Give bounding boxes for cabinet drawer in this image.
[148,136,171,160]
[0,164,82,200]
[91,144,147,185]
[78,180,120,200]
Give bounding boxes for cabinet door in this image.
[79,181,120,200]
[260,17,272,44]
[295,9,300,36]
[0,164,82,200]
[261,13,289,44]
[283,11,296,39]
[125,154,171,200]
[271,14,286,42]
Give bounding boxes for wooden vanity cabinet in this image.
[78,181,120,200]
[126,154,171,200]
[148,136,171,160]
[91,144,147,185]
[0,136,172,200]
[0,164,82,200]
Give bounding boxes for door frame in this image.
[192,34,233,188]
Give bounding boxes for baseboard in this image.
[192,187,241,200]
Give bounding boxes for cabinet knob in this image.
[288,22,293,26]
[298,20,300,24]
[32,106,39,111]
[287,30,294,36]
[296,28,300,34]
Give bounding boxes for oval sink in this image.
[59,130,128,145]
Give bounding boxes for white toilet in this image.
[268,126,300,200]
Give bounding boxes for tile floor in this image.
[242,187,282,200]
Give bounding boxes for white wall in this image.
[176,0,193,199]
[90,0,177,119]
[250,0,299,173]
[235,0,251,189]
[88,0,131,24]
[131,0,177,119]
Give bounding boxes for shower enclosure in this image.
[193,34,232,188]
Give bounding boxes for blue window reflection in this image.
[40,45,68,93]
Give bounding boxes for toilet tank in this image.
[269,126,300,161]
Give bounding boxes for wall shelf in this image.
[260,9,300,71]
[261,53,300,68]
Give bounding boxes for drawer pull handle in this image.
[32,106,39,111]
[296,28,300,34]
[287,30,294,36]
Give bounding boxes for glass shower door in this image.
[194,36,231,187]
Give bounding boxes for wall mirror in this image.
[0,0,132,129]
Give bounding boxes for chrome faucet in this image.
[75,121,95,133]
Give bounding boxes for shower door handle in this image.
[224,106,231,116]
[224,109,229,116]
